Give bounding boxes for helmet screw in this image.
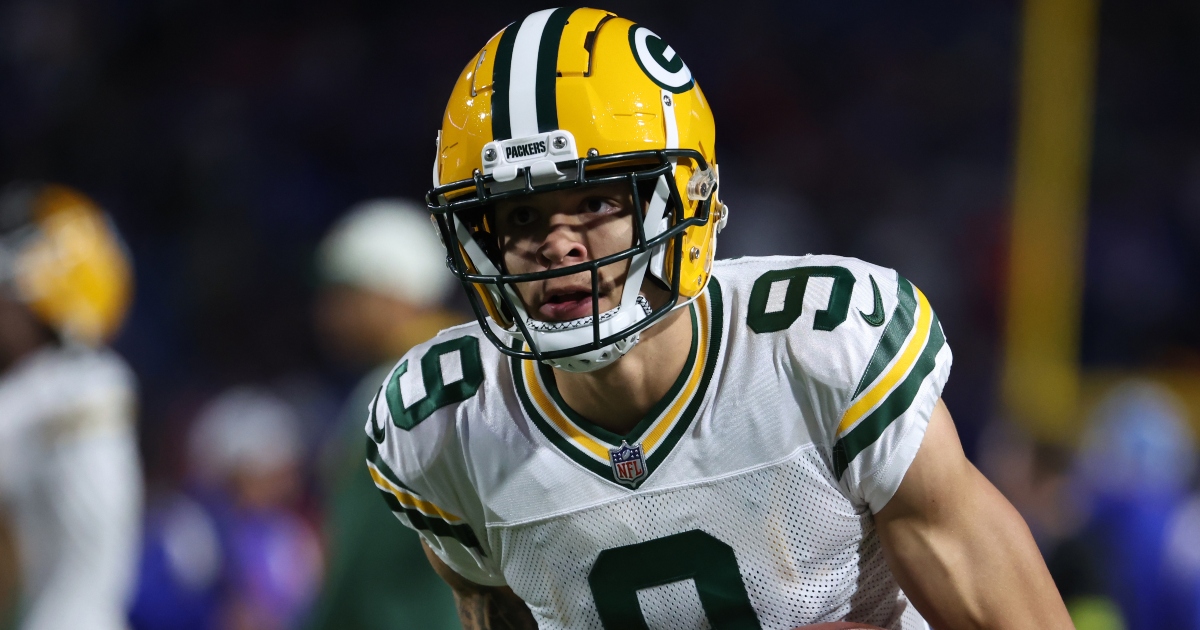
[663,94,673,106]
[698,182,709,196]
[552,136,567,150]
[689,246,701,261]
[483,148,497,162]
[587,148,599,157]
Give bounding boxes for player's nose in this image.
[537,221,588,268]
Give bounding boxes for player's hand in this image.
[794,623,889,630]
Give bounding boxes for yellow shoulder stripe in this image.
[836,288,933,436]
[367,463,464,524]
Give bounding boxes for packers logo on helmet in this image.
[427,7,727,373]
[0,183,133,345]
[629,26,694,93]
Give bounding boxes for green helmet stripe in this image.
[490,20,520,140]
[535,7,575,133]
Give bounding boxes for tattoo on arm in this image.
[423,540,536,629]
[454,587,538,630]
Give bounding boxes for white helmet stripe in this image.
[647,89,679,286]
[620,176,671,310]
[507,9,555,139]
[662,88,679,150]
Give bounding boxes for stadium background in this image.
[2,0,1199,628]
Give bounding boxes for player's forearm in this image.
[422,540,537,630]
[453,587,538,630]
[874,402,1071,628]
[878,466,1072,629]
[0,511,15,619]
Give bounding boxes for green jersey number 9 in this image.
[588,529,762,629]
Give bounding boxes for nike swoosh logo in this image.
[369,388,387,444]
[860,275,885,327]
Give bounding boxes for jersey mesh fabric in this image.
[493,446,926,630]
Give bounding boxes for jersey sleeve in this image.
[363,333,506,587]
[778,257,953,513]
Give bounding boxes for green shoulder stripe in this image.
[834,310,946,479]
[853,276,918,398]
[365,438,485,553]
[366,438,414,493]
[367,385,385,444]
[374,489,485,553]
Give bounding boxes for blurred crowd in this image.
[980,382,1200,629]
[125,198,462,630]
[0,0,1198,629]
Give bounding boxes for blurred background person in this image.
[0,183,142,630]
[1070,381,1199,630]
[1162,489,1200,627]
[984,380,1200,630]
[129,387,321,630]
[977,419,1118,629]
[305,198,462,630]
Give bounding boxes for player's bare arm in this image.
[0,511,14,618]
[422,541,537,630]
[874,399,1073,628]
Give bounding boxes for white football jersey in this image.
[0,344,142,630]
[366,255,952,630]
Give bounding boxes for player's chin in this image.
[793,623,889,630]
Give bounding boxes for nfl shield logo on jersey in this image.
[609,441,647,488]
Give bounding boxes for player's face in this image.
[494,181,637,322]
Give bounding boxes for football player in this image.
[0,183,142,630]
[306,199,463,630]
[366,8,1073,629]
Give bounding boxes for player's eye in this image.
[507,206,538,227]
[582,197,619,214]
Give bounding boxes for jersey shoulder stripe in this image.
[363,322,501,573]
[852,276,918,399]
[833,284,946,479]
[710,255,950,493]
[365,438,484,553]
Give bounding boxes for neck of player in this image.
[551,302,693,436]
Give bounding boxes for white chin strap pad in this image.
[537,295,653,373]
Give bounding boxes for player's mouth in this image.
[538,289,599,321]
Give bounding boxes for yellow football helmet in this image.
[427,7,727,372]
[0,183,133,345]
